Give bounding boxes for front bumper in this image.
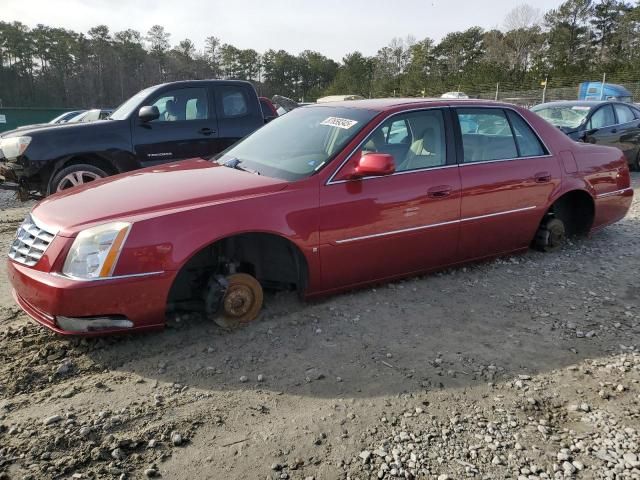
[0,160,38,200]
[8,260,174,336]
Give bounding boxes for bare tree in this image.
[504,4,542,30]
[503,4,543,73]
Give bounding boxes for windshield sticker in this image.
[571,106,591,111]
[320,117,358,129]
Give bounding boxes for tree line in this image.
[1,0,639,109]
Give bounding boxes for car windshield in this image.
[67,112,87,122]
[215,106,377,181]
[109,86,156,120]
[532,104,592,129]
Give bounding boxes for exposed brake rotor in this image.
[209,273,263,330]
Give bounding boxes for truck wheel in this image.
[210,273,264,330]
[49,164,108,193]
[534,217,566,252]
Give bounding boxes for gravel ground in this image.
[0,176,639,480]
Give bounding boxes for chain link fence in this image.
[445,73,640,107]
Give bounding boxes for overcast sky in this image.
[3,0,564,60]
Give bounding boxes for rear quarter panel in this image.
[570,142,632,230]
[526,107,633,231]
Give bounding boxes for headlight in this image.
[62,222,131,280]
[0,136,32,161]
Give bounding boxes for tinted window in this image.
[457,109,517,163]
[614,104,635,124]
[589,105,616,129]
[220,86,248,117]
[364,110,446,172]
[506,111,546,157]
[151,87,208,122]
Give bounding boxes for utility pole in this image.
[600,73,606,100]
[495,82,499,101]
[542,76,548,103]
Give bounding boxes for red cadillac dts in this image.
[7,99,633,335]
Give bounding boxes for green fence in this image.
[0,107,76,133]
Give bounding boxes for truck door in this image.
[213,84,264,151]
[132,86,219,166]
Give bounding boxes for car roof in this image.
[533,100,627,109]
[153,79,255,89]
[304,98,513,111]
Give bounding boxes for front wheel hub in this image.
[215,273,263,329]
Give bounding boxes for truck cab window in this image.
[220,87,248,117]
[151,88,208,122]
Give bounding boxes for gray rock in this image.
[44,415,63,425]
[359,450,371,463]
[144,468,158,478]
[171,432,183,446]
[562,461,576,474]
[111,447,125,460]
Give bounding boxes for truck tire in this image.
[49,164,108,194]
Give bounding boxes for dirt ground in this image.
[0,176,639,480]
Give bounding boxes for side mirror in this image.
[352,152,395,178]
[138,105,160,123]
[580,128,599,143]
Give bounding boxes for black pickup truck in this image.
[0,80,270,197]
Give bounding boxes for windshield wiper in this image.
[223,158,260,175]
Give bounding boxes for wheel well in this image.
[544,190,595,236]
[166,233,308,312]
[60,155,118,176]
[42,154,118,191]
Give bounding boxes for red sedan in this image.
[7,99,633,335]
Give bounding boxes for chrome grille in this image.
[9,215,56,267]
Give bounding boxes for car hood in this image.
[32,159,288,236]
[0,119,111,138]
[0,123,49,137]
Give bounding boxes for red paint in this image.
[353,152,396,177]
[7,99,633,335]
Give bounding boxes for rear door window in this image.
[506,111,546,157]
[456,109,518,163]
[220,86,248,117]
[589,105,616,129]
[614,104,636,124]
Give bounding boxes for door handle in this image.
[199,127,215,136]
[611,128,618,134]
[427,185,453,198]
[534,172,552,183]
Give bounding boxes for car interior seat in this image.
[164,99,179,121]
[195,99,207,119]
[399,127,444,170]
